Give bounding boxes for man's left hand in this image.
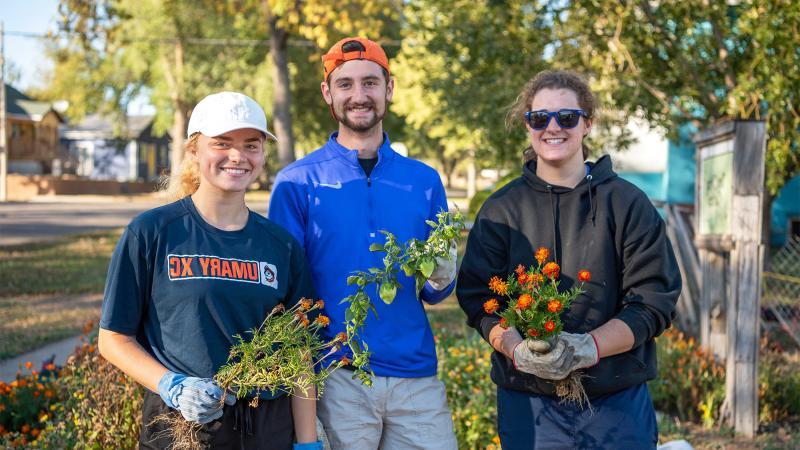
[427,243,457,291]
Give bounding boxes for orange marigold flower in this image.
[527,328,540,337]
[488,276,508,295]
[517,294,533,310]
[542,262,560,279]
[530,273,544,286]
[44,363,55,371]
[517,272,530,285]
[578,270,592,283]
[514,264,526,275]
[340,356,352,366]
[547,299,563,313]
[535,247,550,264]
[544,321,556,332]
[314,315,331,327]
[498,318,509,329]
[299,299,312,310]
[483,298,500,314]
[31,429,40,438]
[45,390,54,398]
[33,391,40,398]
[21,424,30,434]
[315,299,325,309]
[24,361,33,370]
[336,332,348,342]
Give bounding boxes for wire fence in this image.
[763,236,800,347]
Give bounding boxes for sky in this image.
[1,0,60,91]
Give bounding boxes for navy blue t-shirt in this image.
[100,196,315,386]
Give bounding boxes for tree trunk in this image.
[166,39,186,174]
[269,18,295,170]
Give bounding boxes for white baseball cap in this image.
[187,91,277,141]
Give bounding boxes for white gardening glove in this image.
[559,332,599,371]
[427,243,457,291]
[512,338,575,380]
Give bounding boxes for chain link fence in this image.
[763,236,800,347]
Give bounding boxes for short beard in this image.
[333,100,386,133]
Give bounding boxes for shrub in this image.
[649,329,726,426]
[466,173,517,222]
[0,361,61,448]
[759,343,800,424]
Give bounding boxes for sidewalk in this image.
[0,334,83,382]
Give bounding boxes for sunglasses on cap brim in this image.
[524,109,589,130]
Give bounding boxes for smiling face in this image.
[527,88,592,168]
[321,59,394,133]
[192,128,265,196]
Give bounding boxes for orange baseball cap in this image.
[322,37,391,81]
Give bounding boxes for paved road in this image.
[0,198,163,246]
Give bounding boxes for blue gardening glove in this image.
[294,442,323,450]
[157,371,236,424]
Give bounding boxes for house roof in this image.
[4,84,64,123]
[62,113,157,140]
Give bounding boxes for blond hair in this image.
[162,134,201,201]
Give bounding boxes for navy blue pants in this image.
[497,383,658,450]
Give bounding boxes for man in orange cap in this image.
[269,37,458,450]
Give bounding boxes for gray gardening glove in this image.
[427,243,458,291]
[559,332,600,371]
[512,338,575,380]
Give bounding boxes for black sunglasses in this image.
[524,109,589,130]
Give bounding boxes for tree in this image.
[555,0,800,194]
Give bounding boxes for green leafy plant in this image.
[341,210,466,385]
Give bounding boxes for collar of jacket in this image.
[325,131,395,169]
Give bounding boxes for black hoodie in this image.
[456,155,681,397]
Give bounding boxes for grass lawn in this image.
[0,230,120,359]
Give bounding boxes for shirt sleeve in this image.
[268,171,309,248]
[283,239,316,309]
[456,201,511,342]
[420,175,455,304]
[613,198,682,348]
[99,227,150,335]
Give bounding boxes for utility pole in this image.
[0,22,7,202]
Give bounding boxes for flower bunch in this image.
[483,247,590,342]
[342,210,466,386]
[214,299,345,401]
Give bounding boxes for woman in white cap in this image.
[98,92,323,450]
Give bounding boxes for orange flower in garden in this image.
[517,294,533,310]
[24,361,32,370]
[578,270,592,283]
[530,273,544,286]
[315,299,325,309]
[33,391,40,398]
[44,363,55,371]
[498,318,509,328]
[535,247,550,265]
[542,262,560,279]
[0,424,5,434]
[528,328,540,337]
[21,424,30,434]
[45,390,54,398]
[488,276,509,295]
[547,299,563,313]
[484,298,500,314]
[299,299,313,310]
[517,272,530,285]
[31,429,40,438]
[544,321,556,332]
[335,332,348,342]
[515,264,525,275]
[341,356,352,365]
[314,315,331,327]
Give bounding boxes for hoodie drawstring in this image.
[547,185,559,265]
[586,174,597,225]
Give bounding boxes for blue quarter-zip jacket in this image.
[268,132,453,377]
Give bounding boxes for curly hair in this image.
[507,70,597,162]
[161,134,201,201]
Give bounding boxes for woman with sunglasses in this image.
[98,92,323,450]
[457,70,681,449]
